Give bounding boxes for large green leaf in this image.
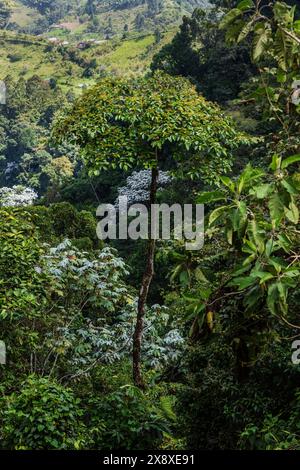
[285,201,299,224]
[237,0,255,10]
[269,193,285,227]
[250,183,273,199]
[220,175,235,192]
[249,219,265,254]
[267,283,278,315]
[220,8,243,30]
[253,23,271,61]
[281,178,298,195]
[281,154,300,169]
[269,154,282,171]
[294,20,300,34]
[251,269,274,284]
[237,20,254,43]
[229,275,257,290]
[197,190,225,204]
[209,205,229,225]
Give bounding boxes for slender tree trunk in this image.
[133,166,158,388]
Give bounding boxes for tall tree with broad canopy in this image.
[53,70,245,388]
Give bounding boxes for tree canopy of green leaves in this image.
[53,71,245,181]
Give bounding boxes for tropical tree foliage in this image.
[0,0,300,453]
[53,69,244,387]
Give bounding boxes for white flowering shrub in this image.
[41,239,130,312]
[115,170,172,206]
[38,240,184,379]
[54,302,184,376]
[0,185,38,207]
[4,162,18,177]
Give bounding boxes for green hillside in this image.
[0,28,176,90]
[5,0,209,38]
[0,0,207,87]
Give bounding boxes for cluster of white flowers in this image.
[4,162,18,176]
[36,240,185,377]
[41,240,129,312]
[0,185,38,207]
[115,170,172,206]
[54,300,185,372]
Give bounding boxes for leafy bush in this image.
[25,203,100,247]
[49,203,99,247]
[240,388,300,450]
[177,335,300,450]
[0,208,46,322]
[240,415,299,450]
[0,376,88,449]
[89,385,168,449]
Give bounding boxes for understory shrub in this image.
[0,376,88,450]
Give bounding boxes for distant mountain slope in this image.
[0,28,176,86]
[0,0,211,95]
[4,0,210,37]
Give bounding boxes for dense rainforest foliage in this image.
[0,0,299,452]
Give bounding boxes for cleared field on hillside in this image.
[0,30,175,91]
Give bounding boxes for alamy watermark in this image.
[0,341,6,364]
[96,196,204,250]
[291,79,300,105]
[291,340,300,364]
[0,80,6,105]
